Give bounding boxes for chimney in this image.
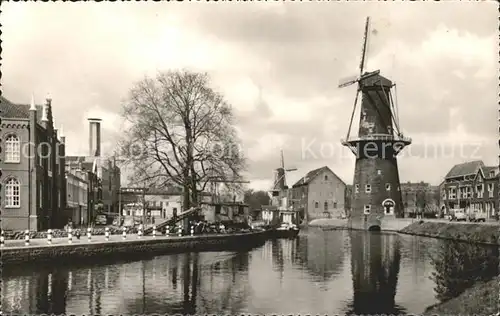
[88,118,102,157]
[41,98,49,128]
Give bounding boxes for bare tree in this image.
[119,70,246,211]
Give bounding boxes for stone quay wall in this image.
[2,231,268,266]
[399,221,499,245]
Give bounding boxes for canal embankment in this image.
[1,230,267,266]
[308,218,500,245]
[423,278,499,315]
[308,218,415,232]
[399,221,499,245]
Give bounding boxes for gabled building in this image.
[442,160,498,219]
[290,166,347,222]
[1,95,66,231]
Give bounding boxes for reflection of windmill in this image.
[338,17,411,230]
[346,232,406,315]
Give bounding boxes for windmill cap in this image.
[360,73,393,87]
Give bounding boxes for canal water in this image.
[3,229,498,315]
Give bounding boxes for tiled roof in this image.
[292,166,345,187]
[1,95,43,122]
[445,160,484,179]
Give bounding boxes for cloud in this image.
[1,2,497,189]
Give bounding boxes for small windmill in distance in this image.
[270,149,297,198]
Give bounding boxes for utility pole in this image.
[118,187,122,224]
[142,184,147,225]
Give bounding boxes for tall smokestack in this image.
[88,118,102,157]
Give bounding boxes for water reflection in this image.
[3,231,498,315]
[295,230,346,283]
[3,252,250,314]
[430,240,499,302]
[345,232,407,315]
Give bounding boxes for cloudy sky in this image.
[2,2,497,190]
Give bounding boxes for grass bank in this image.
[424,278,499,315]
[399,221,499,245]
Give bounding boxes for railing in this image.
[341,134,412,144]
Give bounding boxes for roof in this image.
[262,205,278,211]
[360,72,393,87]
[292,166,346,188]
[1,95,43,122]
[482,166,498,178]
[445,160,484,179]
[400,181,429,190]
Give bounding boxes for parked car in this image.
[450,209,467,221]
[94,214,108,226]
[469,211,487,222]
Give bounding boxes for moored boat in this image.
[269,223,300,239]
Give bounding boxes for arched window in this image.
[5,135,20,163]
[5,178,20,208]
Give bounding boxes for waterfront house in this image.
[442,160,499,219]
[1,95,66,231]
[290,166,347,222]
[201,201,250,224]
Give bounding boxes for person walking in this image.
[173,208,177,224]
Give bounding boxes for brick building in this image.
[1,95,66,231]
[400,181,440,218]
[442,160,498,219]
[290,166,347,222]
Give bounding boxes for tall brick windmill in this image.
[339,17,411,230]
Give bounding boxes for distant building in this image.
[1,95,66,231]
[290,166,347,222]
[400,181,440,217]
[65,166,89,226]
[120,187,211,220]
[442,160,498,219]
[66,118,121,218]
[65,157,105,222]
